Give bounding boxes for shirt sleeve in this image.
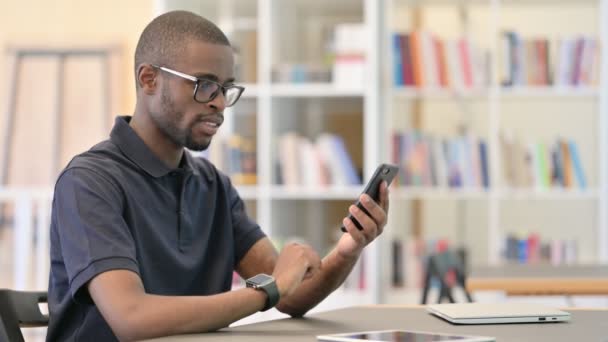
[227,177,267,265]
[53,167,139,302]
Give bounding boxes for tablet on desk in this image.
[427,303,571,324]
[317,329,495,342]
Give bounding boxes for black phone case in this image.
[341,164,399,232]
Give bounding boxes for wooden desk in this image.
[466,264,608,295]
[143,305,608,342]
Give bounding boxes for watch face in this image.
[247,274,274,287]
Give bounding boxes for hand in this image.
[272,243,322,298]
[338,181,390,259]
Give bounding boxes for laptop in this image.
[427,303,571,324]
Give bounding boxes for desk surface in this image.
[144,305,608,342]
[467,264,608,295]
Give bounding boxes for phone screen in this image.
[341,164,399,232]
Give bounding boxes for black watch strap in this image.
[259,279,280,311]
[246,274,281,311]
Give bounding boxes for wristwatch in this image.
[245,273,280,311]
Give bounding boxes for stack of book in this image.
[332,23,367,88]
[500,31,599,87]
[503,233,578,265]
[392,31,490,89]
[277,132,361,187]
[197,134,257,185]
[500,133,587,189]
[392,130,489,189]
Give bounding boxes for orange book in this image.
[537,40,549,85]
[435,37,449,87]
[560,140,573,188]
[410,31,424,87]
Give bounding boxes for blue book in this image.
[392,33,404,86]
[331,135,361,185]
[518,238,528,264]
[568,140,587,189]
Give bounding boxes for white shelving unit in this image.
[156,0,383,310]
[381,0,608,303]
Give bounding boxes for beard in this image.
[149,83,213,152]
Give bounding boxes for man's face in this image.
[150,40,235,151]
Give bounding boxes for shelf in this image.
[499,0,599,5]
[393,0,598,6]
[269,186,362,200]
[390,187,490,199]
[224,17,257,31]
[0,187,53,200]
[499,87,599,99]
[390,87,599,100]
[234,185,261,200]
[391,87,489,100]
[389,187,598,200]
[392,0,492,5]
[497,188,599,200]
[240,83,259,98]
[270,83,365,98]
[284,0,364,11]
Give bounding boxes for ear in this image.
[137,64,158,95]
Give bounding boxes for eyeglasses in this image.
[151,65,245,107]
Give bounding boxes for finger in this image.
[343,216,367,245]
[349,204,378,239]
[379,181,390,213]
[359,194,387,228]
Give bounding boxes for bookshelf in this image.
[269,84,365,97]
[382,0,608,304]
[157,0,608,310]
[156,0,383,313]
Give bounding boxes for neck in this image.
[130,106,183,169]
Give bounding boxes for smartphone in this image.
[341,163,399,232]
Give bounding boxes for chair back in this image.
[0,289,48,342]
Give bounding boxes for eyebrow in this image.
[193,72,235,84]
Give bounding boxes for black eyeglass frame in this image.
[151,64,245,107]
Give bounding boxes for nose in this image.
[206,89,227,112]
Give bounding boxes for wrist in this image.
[273,277,287,298]
[336,247,361,263]
[246,274,280,311]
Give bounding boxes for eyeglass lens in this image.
[195,80,240,106]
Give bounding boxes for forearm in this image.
[276,247,360,316]
[108,288,267,341]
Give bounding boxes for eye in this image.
[198,80,216,90]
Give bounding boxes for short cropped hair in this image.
[134,10,230,89]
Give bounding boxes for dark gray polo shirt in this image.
[46,116,266,341]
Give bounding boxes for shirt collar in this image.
[110,116,211,180]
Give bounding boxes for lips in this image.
[198,114,224,127]
[195,114,223,136]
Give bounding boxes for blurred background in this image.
[1,0,608,339]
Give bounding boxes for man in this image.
[47,10,389,342]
